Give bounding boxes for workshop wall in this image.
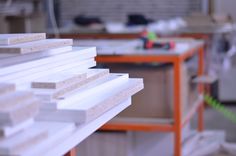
[60,0,202,25]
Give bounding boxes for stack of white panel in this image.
[0,83,75,156]
[0,33,143,155]
[0,83,39,137]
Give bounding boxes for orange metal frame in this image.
[95,46,205,156]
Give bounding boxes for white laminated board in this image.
[8,60,96,90]
[0,58,96,85]
[0,126,48,155]
[0,47,96,77]
[0,46,72,67]
[36,78,143,123]
[84,69,110,82]
[0,98,39,126]
[0,91,33,110]
[66,79,142,122]
[58,73,129,103]
[0,119,34,137]
[31,72,87,89]
[36,73,127,103]
[34,75,87,100]
[40,74,129,110]
[0,33,46,45]
[34,69,109,101]
[0,83,15,96]
[17,121,75,156]
[0,39,73,54]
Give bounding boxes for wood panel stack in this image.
[0,83,39,136]
[0,33,143,155]
[0,83,76,156]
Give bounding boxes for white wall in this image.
[214,0,236,21]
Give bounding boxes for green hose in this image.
[204,94,236,124]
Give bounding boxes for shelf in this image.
[100,117,174,132]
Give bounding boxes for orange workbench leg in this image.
[198,47,205,132]
[173,58,182,156]
[64,148,76,156]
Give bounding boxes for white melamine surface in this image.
[75,39,203,56]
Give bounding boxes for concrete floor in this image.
[192,106,236,142]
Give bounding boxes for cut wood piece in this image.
[0,33,46,45]
[0,46,72,67]
[0,39,73,54]
[0,126,48,155]
[16,60,97,90]
[16,121,75,156]
[38,73,129,109]
[0,83,15,96]
[0,119,34,137]
[68,78,143,122]
[57,73,129,104]
[0,91,33,110]
[36,78,143,123]
[32,71,89,91]
[64,68,110,94]
[0,98,40,126]
[34,69,109,102]
[34,73,117,102]
[0,47,96,76]
[33,75,87,99]
[31,72,87,89]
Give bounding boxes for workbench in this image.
[74,38,206,156]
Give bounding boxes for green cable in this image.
[204,94,236,124]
